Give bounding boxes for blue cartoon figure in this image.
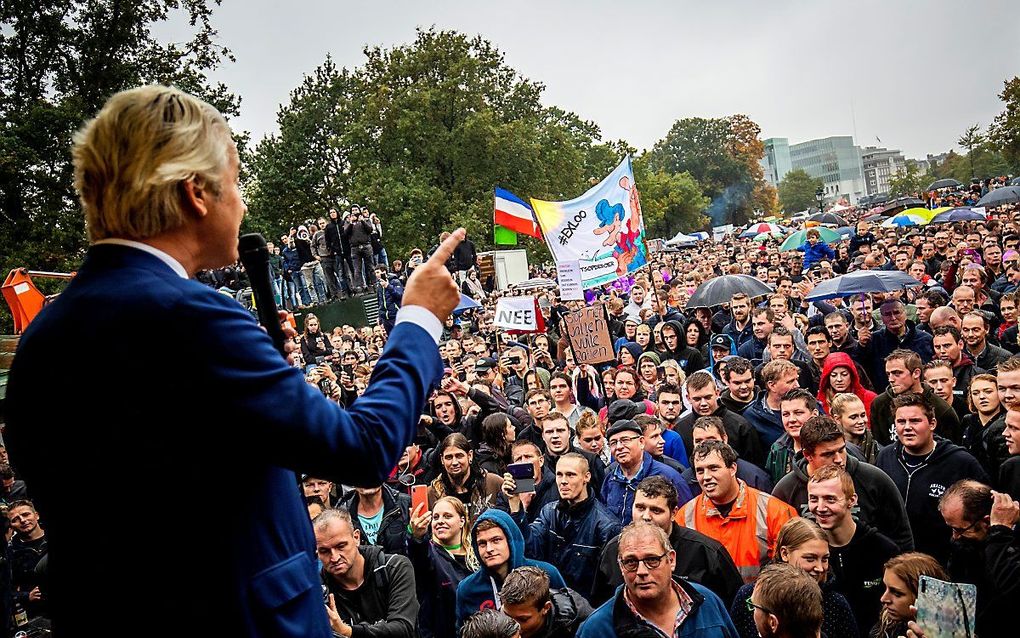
[592,178,646,276]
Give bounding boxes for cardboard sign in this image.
[556,260,584,301]
[563,304,614,364]
[495,296,541,332]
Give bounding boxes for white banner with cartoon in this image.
[530,155,647,289]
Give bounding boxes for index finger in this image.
[426,228,467,268]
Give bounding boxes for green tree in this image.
[632,155,708,238]
[777,169,822,213]
[247,29,624,260]
[0,0,238,331]
[958,124,985,179]
[989,76,1020,173]
[888,161,928,197]
[645,114,769,226]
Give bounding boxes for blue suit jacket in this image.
[5,244,443,637]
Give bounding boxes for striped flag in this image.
[494,187,541,238]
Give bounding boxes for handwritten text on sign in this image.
[563,304,614,364]
[494,296,539,332]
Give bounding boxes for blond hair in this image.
[829,392,865,419]
[72,85,232,242]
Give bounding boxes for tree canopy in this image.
[245,29,628,258]
[777,169,822,213]
[0,0,238,273]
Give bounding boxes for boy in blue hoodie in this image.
[455,509,567,627]
[797,228,835,271]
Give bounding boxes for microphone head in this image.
[238,233,269,263]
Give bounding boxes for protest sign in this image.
[562,304,614,364]
[494,296,543,333]
[556,260,584,301]
[531,155,647,290]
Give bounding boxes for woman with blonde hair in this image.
[408,495,477,638]
[830,392,882,464]
[730,518,858,638]
[871,552,948,638]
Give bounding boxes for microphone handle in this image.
[251,260,288,357]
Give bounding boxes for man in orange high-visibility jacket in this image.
[675,440,796,583]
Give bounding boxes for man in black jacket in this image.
[500,566,592,638]
[937,480,1020,637]
[337,484,411,556]
[876,393,989,564]
[314,508,418,638]
[591,476,742,606]
[808,465,899,636]
[772,416,913,552]
[325,208,352,296]
[674,371,764,467]
[345,207,376,292]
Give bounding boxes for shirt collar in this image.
[93,239,189,279]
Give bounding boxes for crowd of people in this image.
[9,180,1020,637]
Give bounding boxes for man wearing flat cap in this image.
[601,419,692,524]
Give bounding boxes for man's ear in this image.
[180,177,211,219]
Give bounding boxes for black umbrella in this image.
[807,212,848,226]
[864,213,888,221]
[879,197,924,215]
[925,178,963,191]
[685,275,773,309]
[976,186,1020,208]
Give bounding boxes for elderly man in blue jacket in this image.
[578,522,738,638]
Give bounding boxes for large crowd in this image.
[8,177,1020,638]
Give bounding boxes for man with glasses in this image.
[676,441,796,583]
[747,563,823,638]
[601,420,691,524]
[936,479,1020,636]
[577,522,737,638]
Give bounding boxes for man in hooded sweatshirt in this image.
[455,509,567,627]
[772,416,913,552]
[875,392,989,564]
[658,320,705,375]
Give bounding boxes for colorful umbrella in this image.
[780,227,842,251]
[739,222,785,239]
[753,231,784,242]
[881,213,928,228]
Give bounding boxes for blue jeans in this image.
[291,271,311,305]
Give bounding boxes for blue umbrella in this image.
[835,226,855,238]
[928,207,986,224]
[454,293,482,314]
[804,270,922,302]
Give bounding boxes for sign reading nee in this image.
[494,296,541,333]
[563,304,614,364]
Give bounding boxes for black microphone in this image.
[238,233,288,357]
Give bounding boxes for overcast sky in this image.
[159,0,1018,160]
